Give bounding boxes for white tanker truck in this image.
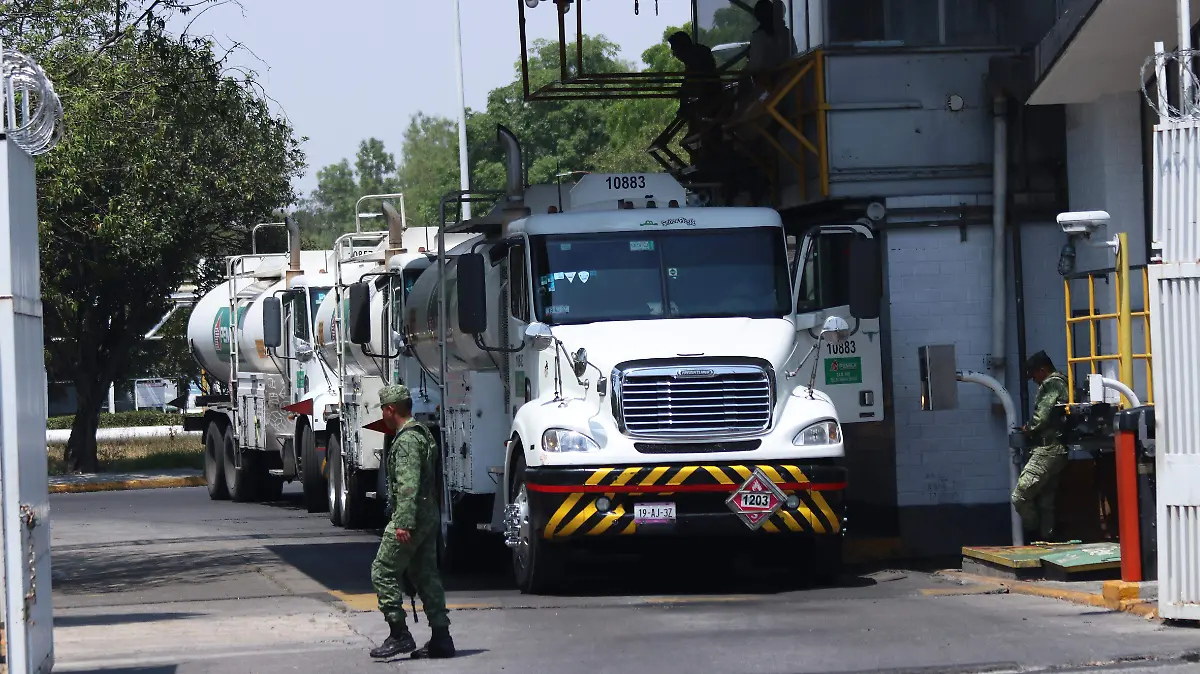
[185,210,472,526]
[346,126,885,593]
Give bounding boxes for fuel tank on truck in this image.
[188,277,289,381]
[187,250,335,382]
[406,235,507,380]
[313,258,385,374]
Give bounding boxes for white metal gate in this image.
[1,43,63,673]
[1147,41,1200,621]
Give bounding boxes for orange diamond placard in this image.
[725,467,786,530]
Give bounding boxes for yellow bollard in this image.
[1116,232,1134,406]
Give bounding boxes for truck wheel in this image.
[222,426,257,503]
[509,456,564,595]
[342,465,370,530]
[328,434,345,527]
[299,426,327,513]
[808,536,844,586]
[204,422,229,500]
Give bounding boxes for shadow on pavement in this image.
[62,668,177,674]
[54,612,202,627]
[53,546,279,596]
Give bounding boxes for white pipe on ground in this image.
[46,426,200,447]
[957,370,1023,547]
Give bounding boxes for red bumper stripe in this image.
[525,481,847,494]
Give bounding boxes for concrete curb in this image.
[939,570,1158,619]
[48,475,206,495]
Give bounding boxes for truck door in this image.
[505,240,533,419]
[290,288,313,403]
[793,225,885,424]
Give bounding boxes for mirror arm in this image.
[473,333,524,354]
[360,344,402,360]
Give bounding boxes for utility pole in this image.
[453,0,472,221]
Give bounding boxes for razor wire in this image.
[1141,47,1200,122]
[1,42,63,156]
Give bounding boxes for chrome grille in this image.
[616,365,773,437]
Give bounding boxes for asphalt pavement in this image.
[48,486,1200,673]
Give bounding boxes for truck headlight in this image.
[794,420,841,446]
[541,428,600,453]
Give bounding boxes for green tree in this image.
[397,113,463,227]
[18,2,304,471]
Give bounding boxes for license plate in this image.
[633,502,676,524]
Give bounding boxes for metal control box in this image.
[918,344,958,411]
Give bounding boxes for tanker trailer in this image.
[186,219,338,510]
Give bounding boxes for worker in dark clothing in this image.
[668,31,726,168]
[1012,351,1070,543]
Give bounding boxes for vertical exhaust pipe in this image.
[286,215,301,287]
[497,124,524,202]
[382,200,406,267]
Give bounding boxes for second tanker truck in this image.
[345,126,886,593]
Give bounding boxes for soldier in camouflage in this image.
[1011,351,1070,543]
[369,384,455,660]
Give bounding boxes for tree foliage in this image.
[297,26,691,242]
[7,0,305,471]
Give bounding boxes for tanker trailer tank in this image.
[405,235,503,381]
[188,277,288,382]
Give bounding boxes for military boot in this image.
[369,623,416,659]
[411,626,455,659]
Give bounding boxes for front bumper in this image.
[524,462,846,540]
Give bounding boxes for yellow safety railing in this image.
[1062,233,1153,406]
[725,49,830,203]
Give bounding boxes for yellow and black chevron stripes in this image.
[527,463,846,539]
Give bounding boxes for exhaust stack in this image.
[286,216,301,287]
[497,124,524,203]
[382,200,406,267]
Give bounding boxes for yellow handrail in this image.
[1062,235,1153,406]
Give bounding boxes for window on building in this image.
[827,0,997,47]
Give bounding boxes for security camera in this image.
[1057,210,1110,236]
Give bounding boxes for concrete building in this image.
[721,0,1183,555]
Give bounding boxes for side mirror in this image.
[262,297,282,348]
[820,316,851,344]
[572,347,588,378]
[456,253,488,334]
[524,322,554,352]
[848,236,882,320]
[348,282,372,345]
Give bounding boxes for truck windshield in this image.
[529,227,790,325]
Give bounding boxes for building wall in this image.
[885,219,1067,556]
[1064,92,1151,402]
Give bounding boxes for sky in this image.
[175,0,690,196]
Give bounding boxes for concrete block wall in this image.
[1064,92,1151,403]
[886,220,1068,555]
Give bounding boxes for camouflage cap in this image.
[379,384,412,407]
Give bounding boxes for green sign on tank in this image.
[212,305,249,361]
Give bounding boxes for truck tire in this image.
[509,455,565,595]
[298,425,327,513]
[809,536,844,586]
[342,464,370,530]
[328,433,345,527]
[222,426,258,502]
[204,422,229,500]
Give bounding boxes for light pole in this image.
[453,0,472,220]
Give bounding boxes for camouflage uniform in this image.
[371,385,450,631]
[1011,371,1070,540]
